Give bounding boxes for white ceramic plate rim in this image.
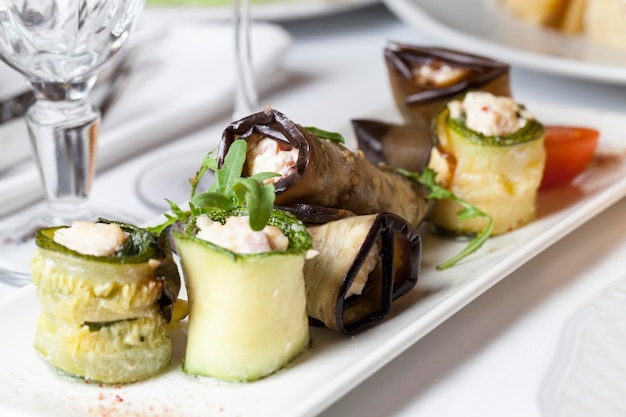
[382,0,626,84]
[539,272,626,417]
[1,100,626,417]
[145,0,380,21]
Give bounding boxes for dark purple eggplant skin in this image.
[276,204,355,224]
[219,108,430,228]
[219,107,310,195]
[352,118,432,173]
[384,42,511,126]
[299,207,422,335]
[336,212,421,335]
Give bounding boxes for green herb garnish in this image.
[304,126,345,144]
[149,139,279,233]
[398,167,493,270]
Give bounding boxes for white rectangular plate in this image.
[1,100,625,417]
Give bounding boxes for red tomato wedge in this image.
[540,126,600,189]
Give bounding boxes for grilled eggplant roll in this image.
[173,208,312,382]
[218,108,430,228]
[384,42,511,128]
[429,92,546,235]
[31,220,180,384]
[281,204,421,335]
[352,118,432,172]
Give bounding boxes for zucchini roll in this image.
[429,92,546,235]
[384,42,511,128]
[173,208,313,382]
[352,118,432,172]
[218,108,430,228]
[31,220,180,384]
[281,204,422,335]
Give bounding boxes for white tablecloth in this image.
[2,4,626,417]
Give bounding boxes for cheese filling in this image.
[344,243,381,299]
[246,138,299,184]
[195,215,289,255]
[415,63,469,87]
[447,91,534,137]
[53,221,128,257]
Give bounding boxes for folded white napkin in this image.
[0,16,291,217]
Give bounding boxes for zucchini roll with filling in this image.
[429,91,546,235]
[31,220,180,384]
[384,42,511,128]
[218,107,430,228]
[173,208,313,382]
[280,204,422,335]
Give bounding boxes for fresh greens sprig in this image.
[149,139,279,233]
[398,167,494,270]
[189,140,279,230]
[304,126,345,144]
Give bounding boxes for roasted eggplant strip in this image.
[276,203,355,224]
[219,108,430,227]
[352,118,432,172]
[385,42,511,127]
[281,204,421,335]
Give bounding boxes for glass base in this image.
[0,204,142,287]
[136,150,215,213]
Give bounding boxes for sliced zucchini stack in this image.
[429,92,546,235]
[31,220,180,384]
[174,208,313,382]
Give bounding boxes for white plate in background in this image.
[540,273,626,417]
[1,99,626,417]
[145,0,380,21]
[383,0,626,84]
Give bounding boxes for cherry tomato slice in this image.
[540,126,599,189]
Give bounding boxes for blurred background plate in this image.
[383,0,626,84]
[539,273,626,417]
[145,0,380,21]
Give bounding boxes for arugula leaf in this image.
[151,139,280,233]
[190,152,217,198]
[146,199,189,234]
[232,177,275,230]
[398,167,494,270]
[304,126,345,144]
[191,192,235,210]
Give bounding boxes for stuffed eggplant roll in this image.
[173,208,313,382]
[31,220,180,384]
[218,108,430,227]
[385,42,511,128]
[352,118,432,172]
[429,92,546,235]
[281,205,422,335]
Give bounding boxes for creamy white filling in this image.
[416,63,468,86]
[53,221,128,257]
[345,243,381,299]
[447,91,534,137]
[247,138,299,184]
[195,215,289,254]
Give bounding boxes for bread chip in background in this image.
[501,0,570,28]
[559,0,587,33]
[585,0,626,49]
[502,0,626,50]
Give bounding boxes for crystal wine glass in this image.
[135,0,258,212]
[0,0,145,286]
